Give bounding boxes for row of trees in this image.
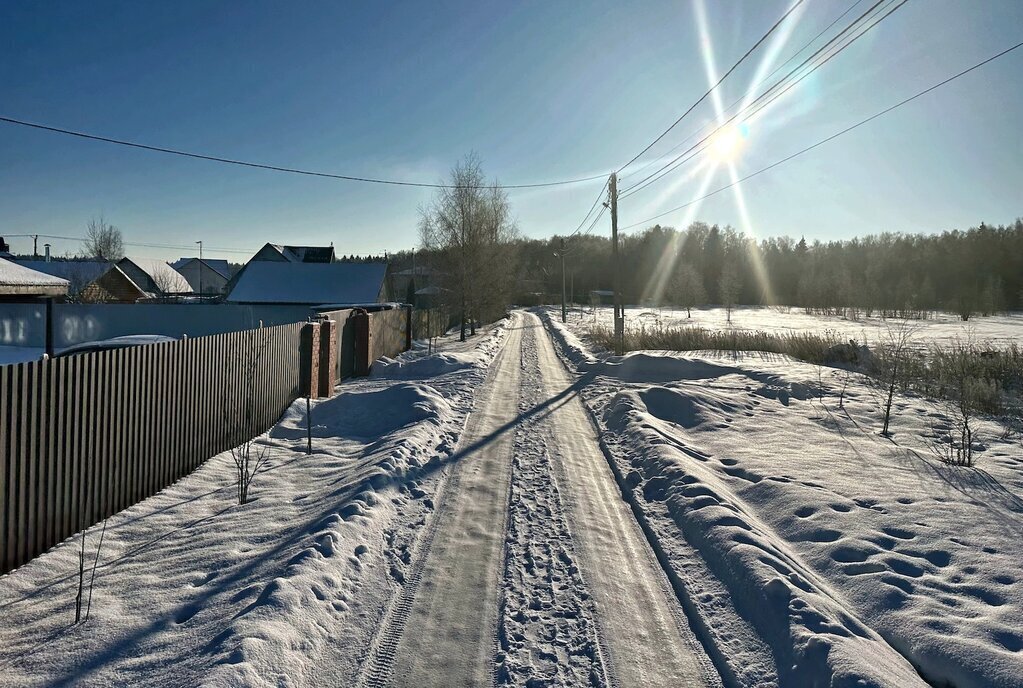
[397,188,1020,328]
[511,219,1023,320]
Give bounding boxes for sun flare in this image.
[709,123,748,162]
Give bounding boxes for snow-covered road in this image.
[13,304,1015,685]
[362,317,523,687]
[530,313,720,687]
[359,312,720,687]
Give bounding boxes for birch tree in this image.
[419,154,518,340]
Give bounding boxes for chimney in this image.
[44,244,51,262]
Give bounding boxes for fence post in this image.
[353,309,370,377]
[405,305,412,352]
[300,321,322,398]
[318,319,337,397]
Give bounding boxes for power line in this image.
[620,0,899,198]
[567,0,806,252]
[581,205,608,238]
[618,0,866,185]
[619,0,904,199]
[0,116,608,190]
[621,40,1023,230]
[567,179,610,238]
[3,233,255,255]
[618,0,806,175]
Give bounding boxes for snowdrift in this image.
[0,320,509,687]
[543,308,1023,688]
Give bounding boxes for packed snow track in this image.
[358,312,720,687]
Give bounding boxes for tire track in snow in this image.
[496,321,613,687]
[356,316,522,688]
[529,311,723,688]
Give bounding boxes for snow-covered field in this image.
[0,323,507,687]
[543,307,1023,688]
[576,305,1023,348]
[4,303,1021,687]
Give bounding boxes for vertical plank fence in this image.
[0,321,304,574]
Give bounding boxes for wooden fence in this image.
[0,322,304,574]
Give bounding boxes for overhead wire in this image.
[619,39,1023,230]
[617,0,807,176]
[0,116,608,191]
[618,0,867,185]
[565,0,807,246]
[619,0,906,199]
[566,178,610,238]
[619,0,900,197]
[3,232,255,255]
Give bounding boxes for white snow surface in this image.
[580,304,1023,349]
[0,321,507,687]
[542,307,1023,688]
[0,257,70,287]
[226,262,387,305]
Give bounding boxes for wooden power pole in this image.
[560,238,567,323]
[610,173,623,354]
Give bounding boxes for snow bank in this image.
[373,352,477,379]
[535,308,599,366]
[571,304,1023,349]
[0,319,509,686]
[543,312,1023,687]
[605,386,925,687]
[597,354,1023,687]
[273,383,449,443]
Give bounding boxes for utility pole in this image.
[195,240,203,296]
[560,238,567,323]
[610,173,623,355]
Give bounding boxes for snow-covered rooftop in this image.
[171,257,230,279]
[226,261,387,305]
[119,257,193,293]
[0,258,70,295]
[13,259,110,286]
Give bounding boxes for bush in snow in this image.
[590,322,843,364]
[864,323,918,437]
[226,330,272,504]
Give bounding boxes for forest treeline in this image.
[504,218,1023,320]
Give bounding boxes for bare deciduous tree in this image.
[930,335,988,466]
[670,267,705,318]
[719,262,742,323]
[84,216,124,261]
[867,322,918,437]
[419,153,518,341]
[228,330,272,503]
[150,263,185,294]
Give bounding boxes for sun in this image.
[709,123,749,162]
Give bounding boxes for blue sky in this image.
[1,0,1021,262]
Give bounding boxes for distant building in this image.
[391,265,440,305]
[250,243,336,264]
[225,261,389,306]
[116,257,192,295]
[171,257,230,294]
[0,258,69,300]
[80,264,150,303]
[13,258,110,297]
[80,258,193,303]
